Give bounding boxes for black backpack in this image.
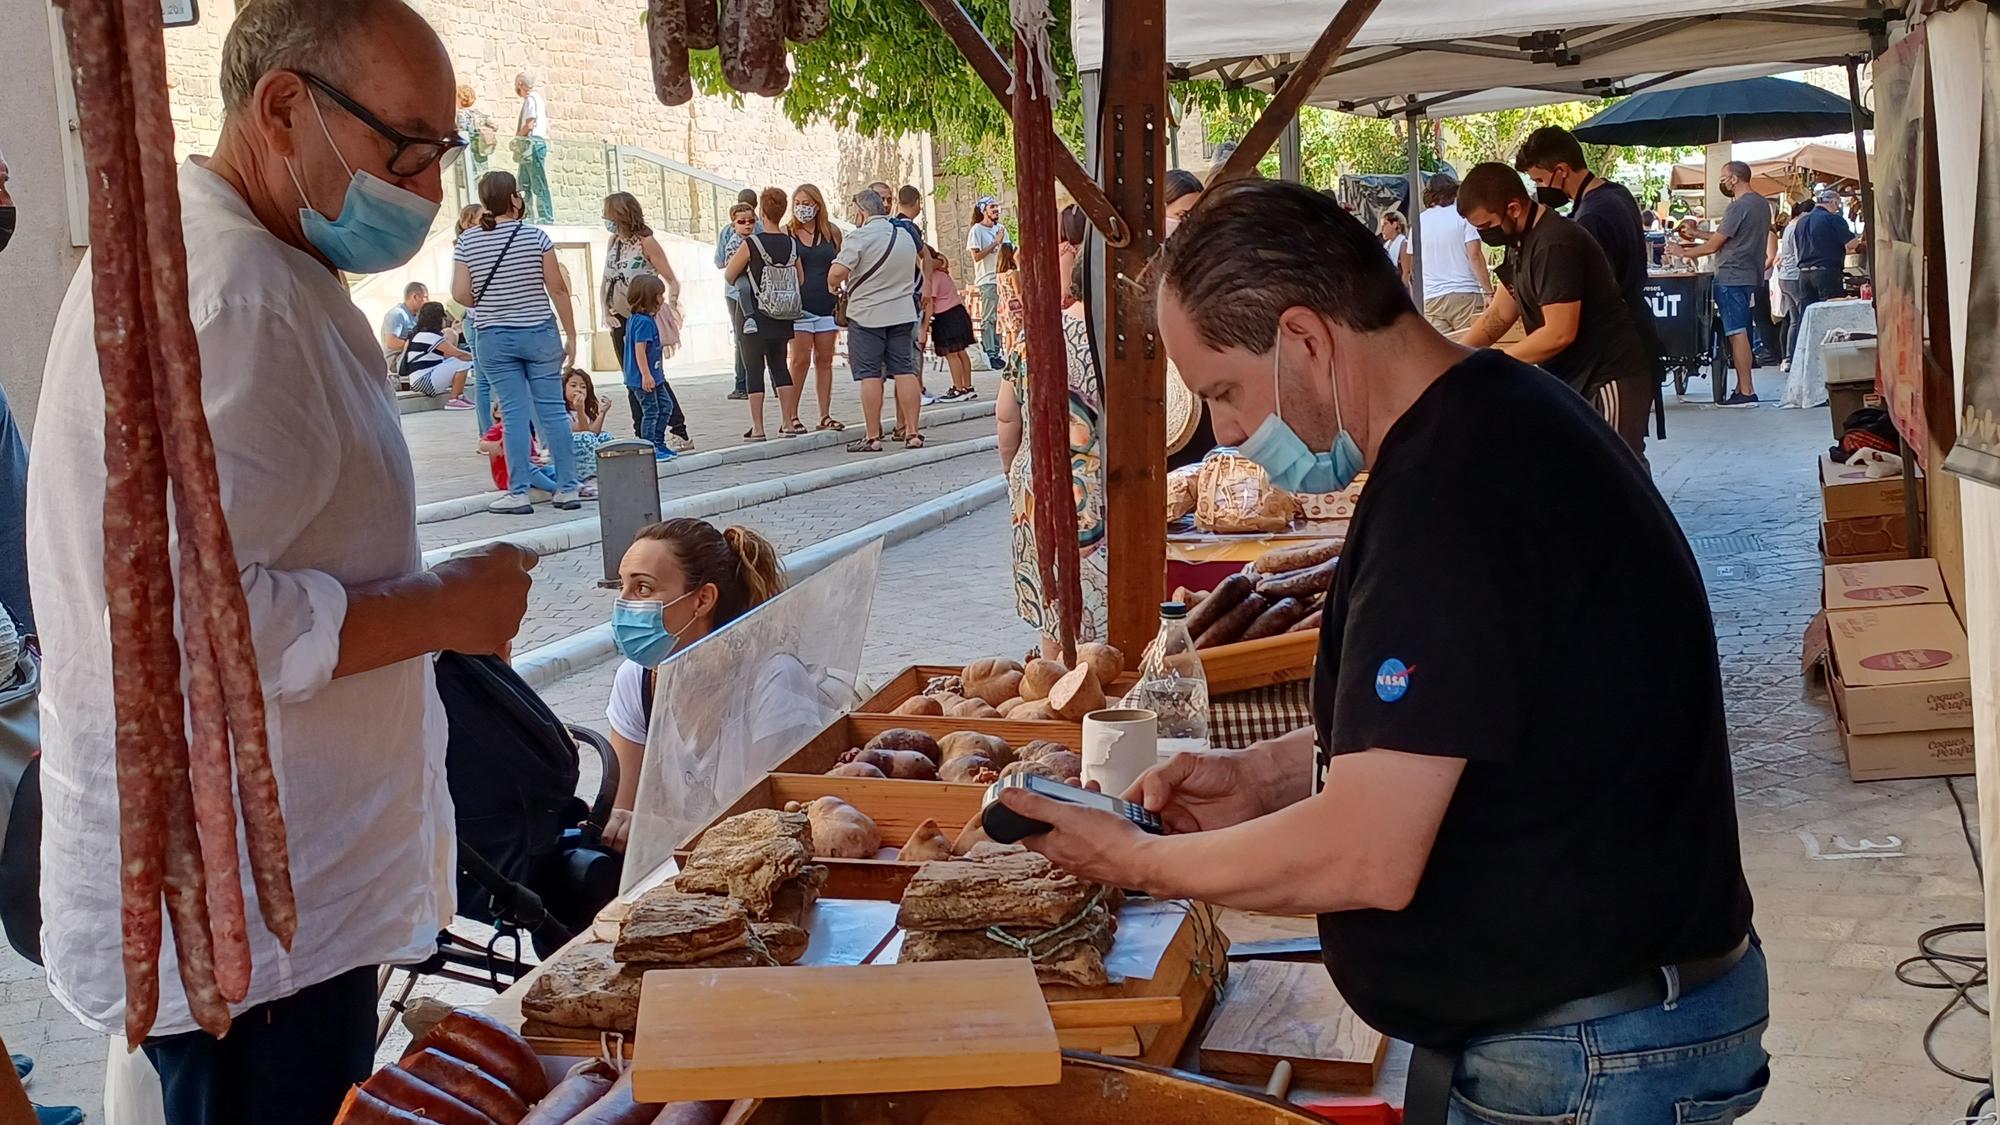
[432,652,622,956]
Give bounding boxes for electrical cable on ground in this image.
[1900,776,1991,1104]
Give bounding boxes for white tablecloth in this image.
[1780,298,1876,409]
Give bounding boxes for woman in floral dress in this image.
[999,284,1108,651]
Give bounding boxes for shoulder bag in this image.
[835,224,906,329]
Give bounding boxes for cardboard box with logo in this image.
[1826,604,1972,734]
[1836,724,1975,783]
[1819,456,1920,522]
[1823,558,1950,611]
[1820,515,1910,564]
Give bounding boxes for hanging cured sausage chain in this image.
[1009,0,1083,665]
[648,0,830,106]
[57,0,297,1044]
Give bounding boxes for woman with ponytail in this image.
[600,518,803,850]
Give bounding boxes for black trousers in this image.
[610,321,688,440]
[736,330,794,395]
[728,298,748,394]
[143,964,378,1125]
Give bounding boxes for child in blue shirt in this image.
[622,275,677,461]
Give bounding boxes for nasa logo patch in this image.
[1375,658,1412,703]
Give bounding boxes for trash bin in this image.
[595,438,661,585]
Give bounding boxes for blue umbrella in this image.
[1571,77,1870,147]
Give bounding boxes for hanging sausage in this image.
[649,0,695,105]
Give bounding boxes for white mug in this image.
[1081,708,1159,797]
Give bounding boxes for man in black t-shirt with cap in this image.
[1453,163,1655,460]
[994,178,1766,1125]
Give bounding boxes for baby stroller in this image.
[375,651,625,1044]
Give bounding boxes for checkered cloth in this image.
[1210,680,1313,748]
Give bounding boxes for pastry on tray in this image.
[696,808,815,855]
[896,848,1095,931]
[897,915,1115,988]
[612,890,751,964]
[676,836,810,917]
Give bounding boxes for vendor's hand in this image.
[601,808,632,853]
[997,787,1158,891]
[1125,742,1299,833]
[432,542,538,655]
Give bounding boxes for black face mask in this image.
[1534,171,1592,212]
[1477,201,1536,248]
[0,206,14,254]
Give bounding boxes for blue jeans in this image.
[516,137,553,223]
[1714,283,1757,338]
[0,384,30,632]
[1449,944,1770,1124]
[635,381,676,452]
[465,320,495,439]
[478,319,578,495]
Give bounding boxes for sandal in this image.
[890,427,907,443]
[779,420,808,436]
[846,437,883,453]
[905,433,925,449]
[816,416,846,431]
[743,429,768,442]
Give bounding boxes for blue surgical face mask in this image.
[610,590,696,667]
[605,220,620,234]
[285,95,440,274]
[794,203,818,222]
[1235,331,1365,494]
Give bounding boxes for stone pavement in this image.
[406,353,1007,506]
[2,365,1992,1122]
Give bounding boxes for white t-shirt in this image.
[518,91,548,139]
[966,222,1005,284]
[1418,204,1487,300]
[1383,234,1407,270]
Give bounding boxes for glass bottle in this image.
[1122,601,1211,760]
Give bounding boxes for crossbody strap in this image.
[850,224,905,291]
[472,223,527,307]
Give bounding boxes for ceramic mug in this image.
[1082,707,1159,797]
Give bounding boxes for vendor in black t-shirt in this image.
[1514,127,1663,462]
[995,179,1767,1125]
[1453,163,1653,454]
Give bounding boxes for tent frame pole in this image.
[1846,53,1875,275]
[1406,110,1424,304]
[1214,0,1385,182]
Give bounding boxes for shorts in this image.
[1715,284,1757,336]
[794,313,839,334]
[849,321,917,380]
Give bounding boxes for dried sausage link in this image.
[648,0,694,106]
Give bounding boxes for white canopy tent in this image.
[1071,1,1886,119]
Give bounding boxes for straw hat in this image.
[1165,359,1201,455]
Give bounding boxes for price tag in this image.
[162,0,198,28]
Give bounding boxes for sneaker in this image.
[920,393,939,407]
[666,435,696,452]
[13,1053,30,1080]
[955,388,977,401]
[552,487,582,511]
[36,1107,85,1125]
[578,481,599,500]
[488,492,534,515]
[655,447,678,462]
[443,397,474,410]
[527,487,554,503]
[1720,392,1761,408]
[727,390,748,401]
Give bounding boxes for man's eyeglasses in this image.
[295,71,466,177]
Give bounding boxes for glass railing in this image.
[447,138,747,237]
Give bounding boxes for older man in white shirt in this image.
[27,1,534,1121]
[829,187,923,451]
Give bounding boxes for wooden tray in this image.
[1198,630,1317,695]
[858,663,1140,722]
[774,713,1085,776]
[676,773,987,900]
[1042,904,1227,1066]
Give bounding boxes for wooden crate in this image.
[678,773,988,900]
[774,713,1085,776]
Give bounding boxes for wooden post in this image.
[1213,0,1385,183]
[1098,0,1168,655]
[1846,55,1876,274]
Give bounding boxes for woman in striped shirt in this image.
[453,171,582,514]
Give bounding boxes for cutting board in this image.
[1198,960,1387,1087]
[631,960,1062,1102]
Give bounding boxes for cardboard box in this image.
[1823,558,1949,611]
[1820,456,1919,522]
[1838,721,1975,782]
[1826,604,1973,734]
[1821,515,1910,562]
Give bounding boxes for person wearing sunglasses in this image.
[27,2,536,1122]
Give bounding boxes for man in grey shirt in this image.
[1667,161,1771,406]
